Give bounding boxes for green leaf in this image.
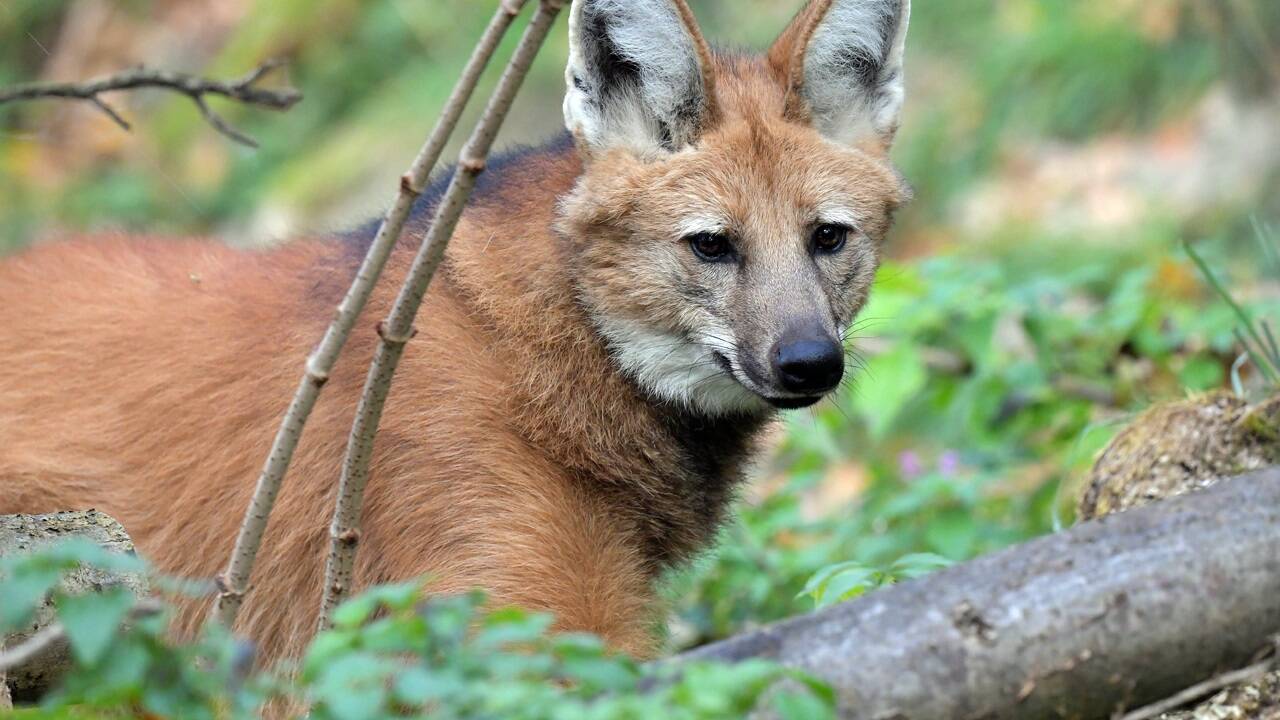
[330,595,378,629]
[559,655,637,693]
[850,342,928,438]
[393,666,463,706]
[474,608,554,650]
[0,565,63,629]
[800,562,878,609]
[301,629,357,680]
[1179,355,1225,391]
[361,579,423,611]
[56,588,135,667]
[925,507,979,560]
[773,688,835,720]
[889,552,955,580]
[312,653,394,720]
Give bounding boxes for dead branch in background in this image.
[209,0,540,633]
[0,61,301,147]
[672,469,1280,719]
[316,0,567,630]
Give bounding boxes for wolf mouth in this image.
[710,351,824,410]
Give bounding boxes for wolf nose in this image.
[772,337,844,395]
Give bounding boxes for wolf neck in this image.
[441,136,774,568]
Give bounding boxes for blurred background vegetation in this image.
[2,0,1279,653]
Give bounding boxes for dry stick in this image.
[0,61,301,147]
[1117,641,1278,720]
[315,0,566,630]
[207,0,534,633]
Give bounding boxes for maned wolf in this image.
[0,0,911,660]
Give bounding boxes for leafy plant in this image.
[798,553,952,610]
[1,543,834,720]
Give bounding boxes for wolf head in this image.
[558,0,911,416]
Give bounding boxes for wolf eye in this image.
[812,224,849,253]
[687,232,734,262]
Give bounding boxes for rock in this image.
[1078,392,1280,719]
[0,510,148,704]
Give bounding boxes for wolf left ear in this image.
[564,0,716,156]
[770,0,910,149]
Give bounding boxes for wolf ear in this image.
[769,0,910,148]
[564,0,716,156]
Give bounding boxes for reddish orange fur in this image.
[0,2,906,664]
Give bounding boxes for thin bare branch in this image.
[316,0,566,630]
[1117,640,1278,720]
[0,60,302,147]
[207,0,534,633]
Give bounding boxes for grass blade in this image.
[1261,320,1280,371]
[1231,354,1248,397]
[1185,241,1274,375]
[1251,216,1279,277]
[1234,327,1278,385]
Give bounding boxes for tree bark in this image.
[676,469,1280,720]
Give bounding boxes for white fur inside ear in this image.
[803,0,910,145]
[563,0,706,154]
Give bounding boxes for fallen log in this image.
[677,468,1280,720]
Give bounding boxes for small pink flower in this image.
[898,450,923,478]
[938,450,961,477]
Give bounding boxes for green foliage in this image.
[2,543,275,720]
[798,553,952,610]
[1,545,833,720]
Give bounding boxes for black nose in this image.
[772,336,844,395]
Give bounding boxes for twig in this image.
[208,0,535,634]
[0,60,302,148]
[315,0,566,630]
[1117,640,1278,720]
[0,600,163,673]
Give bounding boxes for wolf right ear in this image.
[563,0,716,156]
[770,0,910,149]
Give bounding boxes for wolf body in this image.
[0,0,911,660]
